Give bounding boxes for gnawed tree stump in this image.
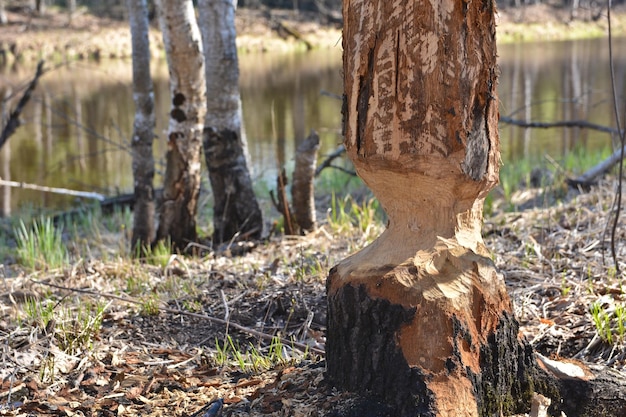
[292,129,320,233]
[328,0,541,416]
[326,1,626,416]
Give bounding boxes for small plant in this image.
[140,295,160,316]
[212,335,305,373]
[126,272,152,296]
[589,301,626,345]
[560,275,572,297]
[23,298,107,355]
[55,301,107,354]
[137,239,172,268]
[327,193,383,240]
[15,217,68,270]
[23,298,55,330]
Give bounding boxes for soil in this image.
[1,4,626,417]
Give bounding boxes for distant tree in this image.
[197,0,263,245]
[0,0,7,25]
[127,0,156,251]
[67,0,76,25]
[155,0,206,250]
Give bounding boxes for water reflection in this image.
[1,38,624,213]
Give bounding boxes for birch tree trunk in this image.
[326,1,535,415]
[155,0,206,250]
[198,0,263,245]
[0,0,8,25]
[127,0,156,251]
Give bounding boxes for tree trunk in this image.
[0,0,8,25]
[155,0,206,250]
[197,0,263,245]
[292,129,319,233]
[67,0,75,25]
[127,0,156,251]
[326,1,531,416]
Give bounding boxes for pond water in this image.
[1,37,625,214]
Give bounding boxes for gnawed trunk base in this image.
[326,275,542,417]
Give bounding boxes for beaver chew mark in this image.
[172,93,186,106]
[171,108,187,123]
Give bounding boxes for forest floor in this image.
[1,175,625,417]
[1,3,626,417]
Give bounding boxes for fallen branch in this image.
[499,116,619,135]
[0,178,105,201]
[30,278,324,355]
[500,116,626,188]
[0,60,45,149]
[566,144,626,188]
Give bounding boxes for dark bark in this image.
[128,0,156,251]
[203,127,263,245]
[0,61,44,150]
[326,274,540,417]
[327,275,626,417]
[291,129,319,233]
[198,0,263,245]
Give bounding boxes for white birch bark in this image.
[197,0,263,244]
[0,0,8,25]
[155,0,207,249]
[198,0,241,136]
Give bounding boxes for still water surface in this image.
[1,37,625,213]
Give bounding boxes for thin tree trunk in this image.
[155,0,206,250]
[291,129,319,233]
[326,1,530,415]
[0,0,8,25]
[1,88,11,216]
[67,0,75,26]
[198,0,263,245]
[127,0,156,251]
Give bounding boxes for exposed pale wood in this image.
[326,1,528,416]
